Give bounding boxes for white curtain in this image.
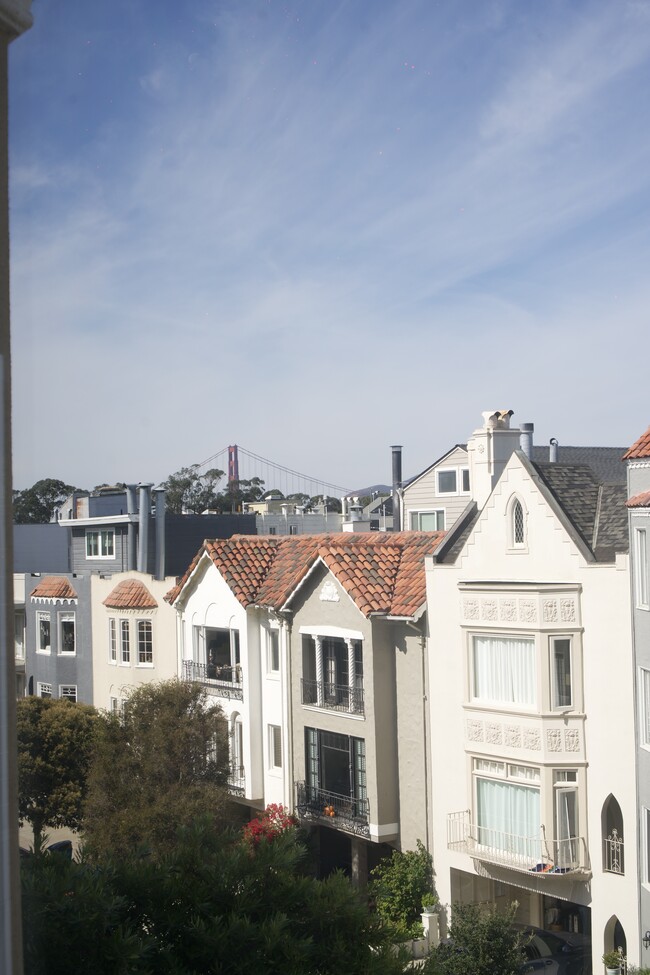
[476,778,540,859]
[555,789,578,867]
[473,635,536,707]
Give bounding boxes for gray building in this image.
[624,426,650,960]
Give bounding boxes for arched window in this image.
[602,795,624,874]
[507,496,527,549]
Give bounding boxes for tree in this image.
[17,697,99,849]
[425,902,523,975]
[369,840,436,939]
[162,464,225,513]
[21,819,407,975]
[13,478,81,524]
[83,680,230,859]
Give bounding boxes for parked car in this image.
[515,924,592,975]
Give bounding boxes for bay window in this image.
[474,759,540,858]
[551,638,572,709]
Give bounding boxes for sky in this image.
[9,0,650,494]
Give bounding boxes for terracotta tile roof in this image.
[627,491,650,508]
[30,576,77,600]
[168,531,445,619]
[624,426,650,460]
[103,579,158,609]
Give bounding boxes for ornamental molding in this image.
[460,591,579,627]
[467,719,484,742]
[319,580,340,602]
[546,729,563,752]
[31,597,78,606]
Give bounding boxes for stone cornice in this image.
[0,0,32,39]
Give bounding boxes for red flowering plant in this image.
[242,803,298,847]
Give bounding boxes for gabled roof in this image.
[168,531,445,619]
[103,579,158,609]
[30,576,77,600]
[531,445,627,484]
[402,444,468,490]
[628,491,650,508]
[624,426,650,460]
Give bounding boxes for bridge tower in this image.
[228,444,239,486]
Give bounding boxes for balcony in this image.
[182,659,243,701]
[227,763,245,797]
[447,811,590,877]
[603,829,624,874]
[295,781,370,837]
[301,678,364,715]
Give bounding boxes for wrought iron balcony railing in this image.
[300,678,364,714]
[182,659,243,701]
[447,810,590,876]
[227,764,245,797]
[295,781,370,837]
[603,829,624,874]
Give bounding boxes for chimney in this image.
[467,411,520,507]
[549,437,559,463]
[126,484,138,571]
[153,488,166,581]
[137,483,153,573]
[520,423,534,459]
[391,445,402,532]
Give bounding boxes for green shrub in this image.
[369,840,436,940]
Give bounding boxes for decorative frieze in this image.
[564,729,580,752]
[560,599,576,623]
[543,600,558,623]
[504,725,521,748]
[522,727,541,751]
[460,591,579,627]
[485,722,503,745]
[482,600,498,621]
[463,598,480,620]
[466,719,484,742]
[499,599,517,622]
[518,599,537,623]
[546,729,563,752]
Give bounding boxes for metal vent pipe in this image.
[137,484,152,573]
[520,423,534,459]
[153,488,166,581]
[126,484,138,571]
[391,445,402,532]
[549,438,559,463]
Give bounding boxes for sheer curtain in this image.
[476,778,540,858]
[473,635,536,707]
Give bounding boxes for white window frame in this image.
[436,467,458,495]
[36,611,51,653]
[410,509,445,531]
[472,758,541,858]
[109,618,117,663]
[120,619,130,665]
[269,724,282,771]
[85,528,115,559]
[14,609,25,661]
[59,685,77,703]
[37,682,53,698]
[58,611,76,655]
[640,668,650,750]
[137,619,153,666]
[644,807,650,887]
[470,633,537,709]
[267,628,280,675]
[550,637,573,710]
[553,770,579,869]
[507,495,527,550]
[635,527,649,610]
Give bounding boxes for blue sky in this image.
[9,0,650,493]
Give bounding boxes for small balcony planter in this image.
[602,950,622,974]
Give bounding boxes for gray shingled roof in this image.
[531,446,626,484]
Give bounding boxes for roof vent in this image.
[549,437,559,463]
[520,423,534,459]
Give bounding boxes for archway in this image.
[602,795,624,874]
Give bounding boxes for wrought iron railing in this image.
[295,781,370,836]
[182,659,243,701]
[447,810,589,875]
[300,679,365,714]
[228,764,245,796]
[604,829,624,874]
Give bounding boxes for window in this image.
[305,728,367,813]
[635,528,649,609]
[551,638,572,709]
[268,526,277,535]
[512,499,525,546]
[437,469,457,494]
[474,759,540,858]
[85,529,115,559]
[137,620,153,665]
[37,682,52,699]
[37,612,51,653]
[410,510,445,531]
[120,619,130,664]
[640,668,650,748]
[554,770,579,869]
[109,618,117,663]
[268,629,280,673]
[301,635,364,712]
[58,612,75,654]
[14,609,25,660]
[206,627,240,681]
[461,468,470,493]
[644,808,650,885]
[110,697,125,717]
[269,725,282,770]
[472,635,537,708]
[289,524,298,535]
[60,685,77,703]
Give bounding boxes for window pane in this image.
[60,614,75,654]
[86,532,99,557]
[473,636,537,707]
[137,620,153,664]
[121,620,130,663]
[271,725,282,768]
[462,469,470,492]
[101,530,114,557]
[476,777,540,857]
[269,630,280,672]
[513,501,524,545]
[636,529,649,608]
[438,470,457,493]
[38,615,51,651]
[109,619,117,662]
[60,685,77,703]
[552,639,572,707]
[419,511,444,531]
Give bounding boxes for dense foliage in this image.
[369,839,436,939]
[83,680,230,859]
[242,803,298,846]
[17,697,99,849]
[13,477,81,523]
[163,464,267,513]
[22,819,406,975]
[424,902,523,975]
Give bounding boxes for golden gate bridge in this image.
[197,444,353,499]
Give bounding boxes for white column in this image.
[346,638,356,711]
[314,636,323,705]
